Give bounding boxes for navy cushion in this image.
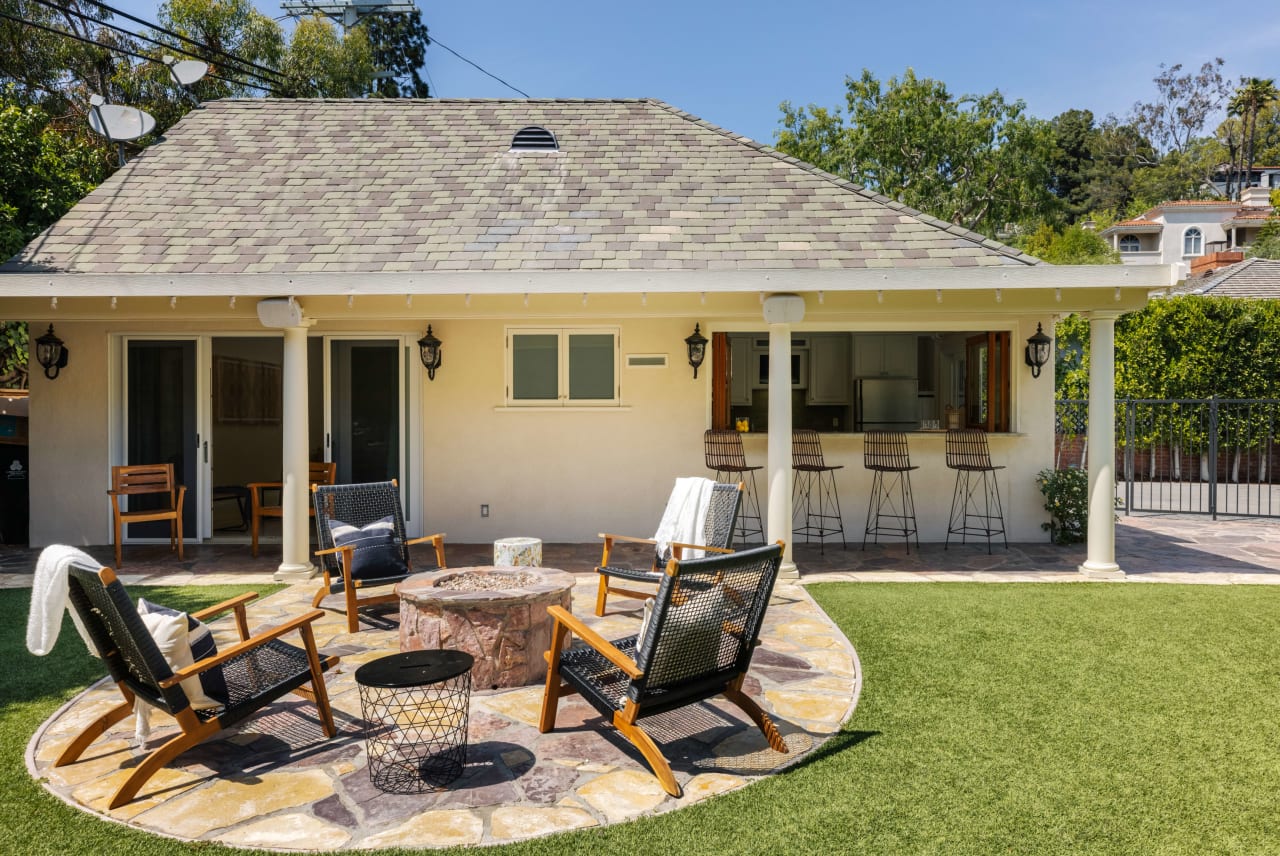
[329,515,408,582]
[136,598,229,705]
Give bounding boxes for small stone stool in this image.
[494,536,542,567]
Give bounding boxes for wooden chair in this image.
[58,560,338,809]
[108,463,186,569]
[595,481,742,616]
[541,541,788,797]
[248,461,337,557]
[312,480,447,633]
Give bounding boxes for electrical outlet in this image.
[480,504,490,518]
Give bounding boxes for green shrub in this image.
[1037,467,1089,544]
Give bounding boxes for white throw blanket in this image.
[26,545,158,744]
[652,477,716,561]
[26,544,100,657]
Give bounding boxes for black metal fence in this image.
[1055,399,1280,519]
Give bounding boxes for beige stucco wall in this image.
[21,290,1073,551]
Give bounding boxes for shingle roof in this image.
[1188,258,1280,298]
[4,98,1035,275]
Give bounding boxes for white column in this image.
[1080,311,1124,579]
[275,324,316,580]
[763,294,805,579]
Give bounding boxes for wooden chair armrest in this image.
[406,533,447,569]
[598,533,658,545]
[191,592,257,640]
[246,481,282,490]
[669,541,734,557]
[546,605,643,680]
[314,545,350,558]
[160,609,329,686]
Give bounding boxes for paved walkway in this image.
[5,514,1279,588]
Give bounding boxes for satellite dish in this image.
[86,94,156,142]
[163,55,208,87]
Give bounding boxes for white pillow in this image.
[137,603,222,710]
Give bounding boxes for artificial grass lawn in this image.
[4,582,1280,855]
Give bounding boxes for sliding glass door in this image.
[325,338,406,505]
[123,338,199,538]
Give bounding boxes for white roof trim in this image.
[0,264,1177,298]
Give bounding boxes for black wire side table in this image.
[355,649,474,793]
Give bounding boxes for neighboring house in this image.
[1101,187,1275,278]
[0,98,1171,578]
[1208,164,1280,198]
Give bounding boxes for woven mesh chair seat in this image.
[212,639,324,722]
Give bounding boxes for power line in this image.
[429,35,529,98]
[0,9,282,94]
[76,0,290,86]
[27,0,285,92]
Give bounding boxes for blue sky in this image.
[117,0,1278,145]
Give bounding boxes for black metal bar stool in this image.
[944,428,1008,553]
[862,431,919,552]
[792,429,845,552]
[704,429,764,546]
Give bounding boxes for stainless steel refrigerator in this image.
[856,378,919,431]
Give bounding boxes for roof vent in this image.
[511,126,558,151]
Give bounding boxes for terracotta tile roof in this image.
[3,98,1035,275]
[1188,258,1280,298]
[1101,218,1162,233]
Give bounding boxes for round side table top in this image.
[355,649,474,689]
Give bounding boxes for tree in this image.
[776,68,1056,236]
[359,9,429,98]
[0,321,26,390]
[279,15,372,97]
[1228,77,1279,195]
[1017,224,1120,265]
[1131,59,1231,155]
[0,93,113,258]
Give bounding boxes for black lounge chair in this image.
[58,561,338,809]
[312,480,446,633]
[594,480,742,616]
[542,541,788,797]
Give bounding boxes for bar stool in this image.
[944,428,1008,553]
[862,431,919,552]
[704,429,764,546]
[792,429,845,552]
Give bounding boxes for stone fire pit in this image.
[396,566,575,690]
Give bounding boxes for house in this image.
[0,98,1173,579]
[1101,187,1275,277]
[1208,164,1280,198]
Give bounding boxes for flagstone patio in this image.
[25,568,860,851]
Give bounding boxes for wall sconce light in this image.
[685,323,708,378]
[1024,323,1052,378]
[35,324,69,380]
[417,325,442,380]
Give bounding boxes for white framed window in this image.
[1119,235,1140,253]
[506,327,619,405]
[1183,227,1203,257]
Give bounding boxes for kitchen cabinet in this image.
[807,334,851,404]
[854,334,916,378]
[729,335,752,405]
